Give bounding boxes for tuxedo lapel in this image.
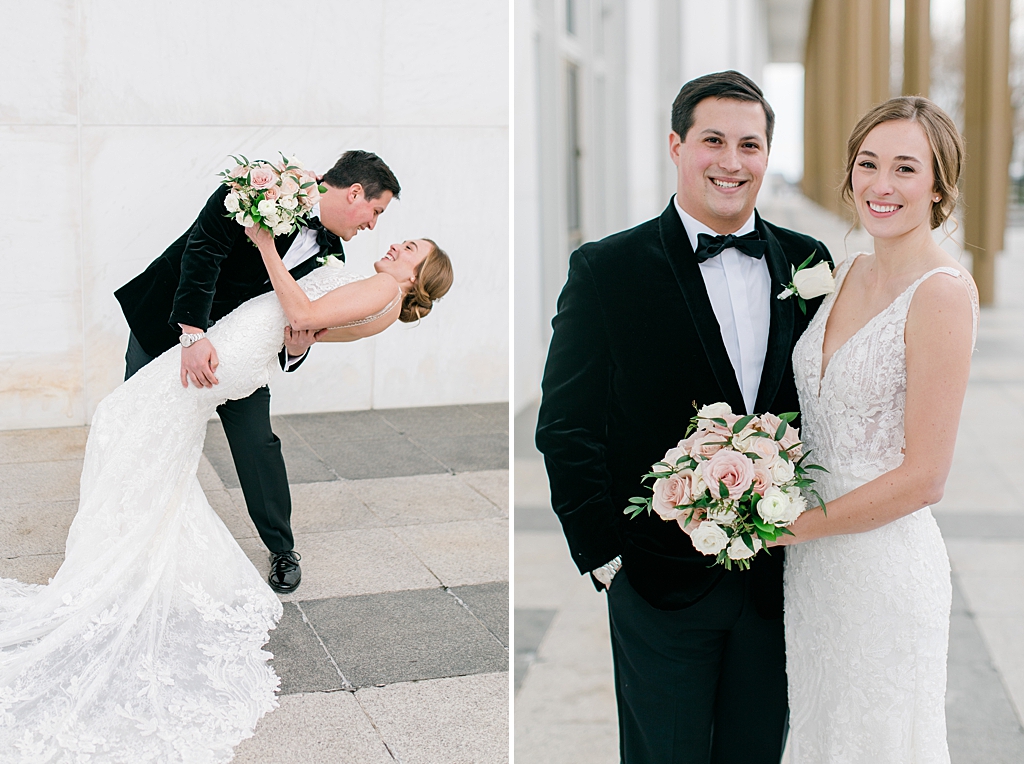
[753,213,795,413]
[274,230,299,258]
[658,201,745,413]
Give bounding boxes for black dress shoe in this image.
[268,550,301,594]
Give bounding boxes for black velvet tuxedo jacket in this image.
[115,184,343,359]
[536,199,833,617]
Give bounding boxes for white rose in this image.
[223,192,241,213]
[792,261,835,300]
[727,536,762,560]
[757,487,792,524]
[257,199,278,217]
[235,212,254,227]
[705,505,738,525]
[783,487,808,522]
[272,221,292,237]
[692,463,707,497]
[767,455,795,484]
[321,254,345,269]
[697,402,732,420]
[278,195,299,210]
[690,521,730,556]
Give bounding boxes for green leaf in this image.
[732,415,755,433]
[779,412,799,423]
[798,250,816,271]
[741,533,755,552]
[778,449,790,463]
[777,525,795,536]
[719,480,730,499]
[798,297,807,315]
[803,464,828,471]
[744,452,761,461]
[318,184,328,193]
[774,421,788,440]
[628,497,647,504]
[709,417,728,427]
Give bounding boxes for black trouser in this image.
[607,568,788,764]
[125,332,294,554]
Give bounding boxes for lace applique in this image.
[784,254,977,764]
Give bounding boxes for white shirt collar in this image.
[673,197,756,254]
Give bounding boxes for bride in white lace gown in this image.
[0,235,452,762]
[780,98,978,763]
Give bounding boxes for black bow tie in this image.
[307,216,344,260]
[694,230,766,262]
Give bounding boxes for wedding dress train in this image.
[0,266,358,763]
[784,254,978,763]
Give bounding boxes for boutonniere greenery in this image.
[776,252,835,314]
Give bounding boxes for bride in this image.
[778,97,977,762]
[0,234,453,762]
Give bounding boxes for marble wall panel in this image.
[370,126,509,408]
[79,1,383,126]
[0,126,84,428]
[0,0,78,124]
[78,125,383,418]
[380,0,509,127]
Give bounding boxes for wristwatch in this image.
[179,331,205,348]
[592,555,622,589]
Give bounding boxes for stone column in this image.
[803,0,889,217]
[902,0,930,96]
[964,0,1012,305]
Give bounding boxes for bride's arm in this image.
[247,225,397,330]
[777,272,975,544]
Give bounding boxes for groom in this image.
[115,149,400,594]
[536,71,833,762]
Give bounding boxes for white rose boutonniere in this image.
[777,252,835,314]
[318,254,345,269]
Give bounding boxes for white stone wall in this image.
[0,1,509,430]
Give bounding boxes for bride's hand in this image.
[244,224,275,251]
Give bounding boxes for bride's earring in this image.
[933,196,941,203]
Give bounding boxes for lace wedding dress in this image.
[0,266,359,763]
[785,254,978,763]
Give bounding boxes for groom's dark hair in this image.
[322,150,401,200]
[671,70,775,150]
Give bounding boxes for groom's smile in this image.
[670,97,769,235]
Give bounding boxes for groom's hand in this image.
[180,338,220,388]
[284,326,326,357]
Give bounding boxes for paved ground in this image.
[0,402,509,764]
[514,191,1024,762]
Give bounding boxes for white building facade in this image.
[0,1,509,430]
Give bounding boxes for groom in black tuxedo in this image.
[536,72,833,762]
[115,150,400,594]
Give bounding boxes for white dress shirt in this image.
[674,200,771,414]
[279,204,324,368]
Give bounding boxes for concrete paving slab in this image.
[235,480,384,535]
[0,426,88,465]
[947,581,1024,762]
[315,436,449,480]
[301,588,508,687]
[456,469,509,514]
[357,672,509,764]
[0,553,62,585]
[282,410,403,443]
[0,500,78,557]
[0,460,82,505]
[514,608,556,691]
[232,690,394,764]
[515,502,561,532]
[514,530,579,610]
[946,539,1024,575]
[380,404,508,437]
[393,517,509,587]
[196,453,225,493]
[974,614,1024,722]
[935,511,1024,539]
[412,433,509,473]
[450,581,509,647]
[268,602,348,694]
[207,488,259,540]
[238,528,439,603]
[348,472,500,526]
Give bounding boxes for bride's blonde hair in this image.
[398,239,453,323]
[840,96,964,231]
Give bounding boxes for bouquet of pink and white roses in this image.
[626,402,827,570]
[218,154,326,237]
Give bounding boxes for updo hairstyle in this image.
[840,96,964,230]
[399,239,454,323]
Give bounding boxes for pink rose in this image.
[263,185,280,201]
[760,413,803,459]
[249,166,278,189]
[703,449,755,500]
[652,472,694,520]
[751,464,773,496]
[688,430,728,460]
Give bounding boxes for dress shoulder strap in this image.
[906,266,980,349]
